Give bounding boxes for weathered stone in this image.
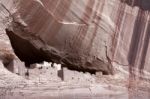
[0,0,150,75]
[63,67,95,83]
[28,64,61,82]
[2,0,113,74]
[1,1,150,98]
[6,59,26,75]
[96,72,103,77]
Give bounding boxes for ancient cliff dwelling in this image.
[0,0,150,99]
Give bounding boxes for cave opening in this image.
[5,29,99,76]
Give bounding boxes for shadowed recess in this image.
[5,29,99,74]
[5,29,53,67]
[121,0,150,10]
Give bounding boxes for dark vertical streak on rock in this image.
[139,15,150,73]
[121,0,150,10]
[44,0,73,40]
[53,0,73,20]
[19,0,73,42]
[128,9,143,76]
[87,1,102,53]
[112,1,125,59]
[72,0,95,51]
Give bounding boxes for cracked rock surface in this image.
[1,0,150,74]
[0,0,150,99]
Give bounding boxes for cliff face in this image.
[0,1,15,67]
[113,0,150,75]
[1,0,150,74]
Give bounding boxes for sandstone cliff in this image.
[0,0,150,99]
[0,0,150,75]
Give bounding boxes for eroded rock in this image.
[0,0,150,76]
[4,0,113,74]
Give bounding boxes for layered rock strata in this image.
[0,0,150,75]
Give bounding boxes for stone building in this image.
[6,59,26,76]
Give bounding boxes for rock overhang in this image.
[4,0,114,74]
